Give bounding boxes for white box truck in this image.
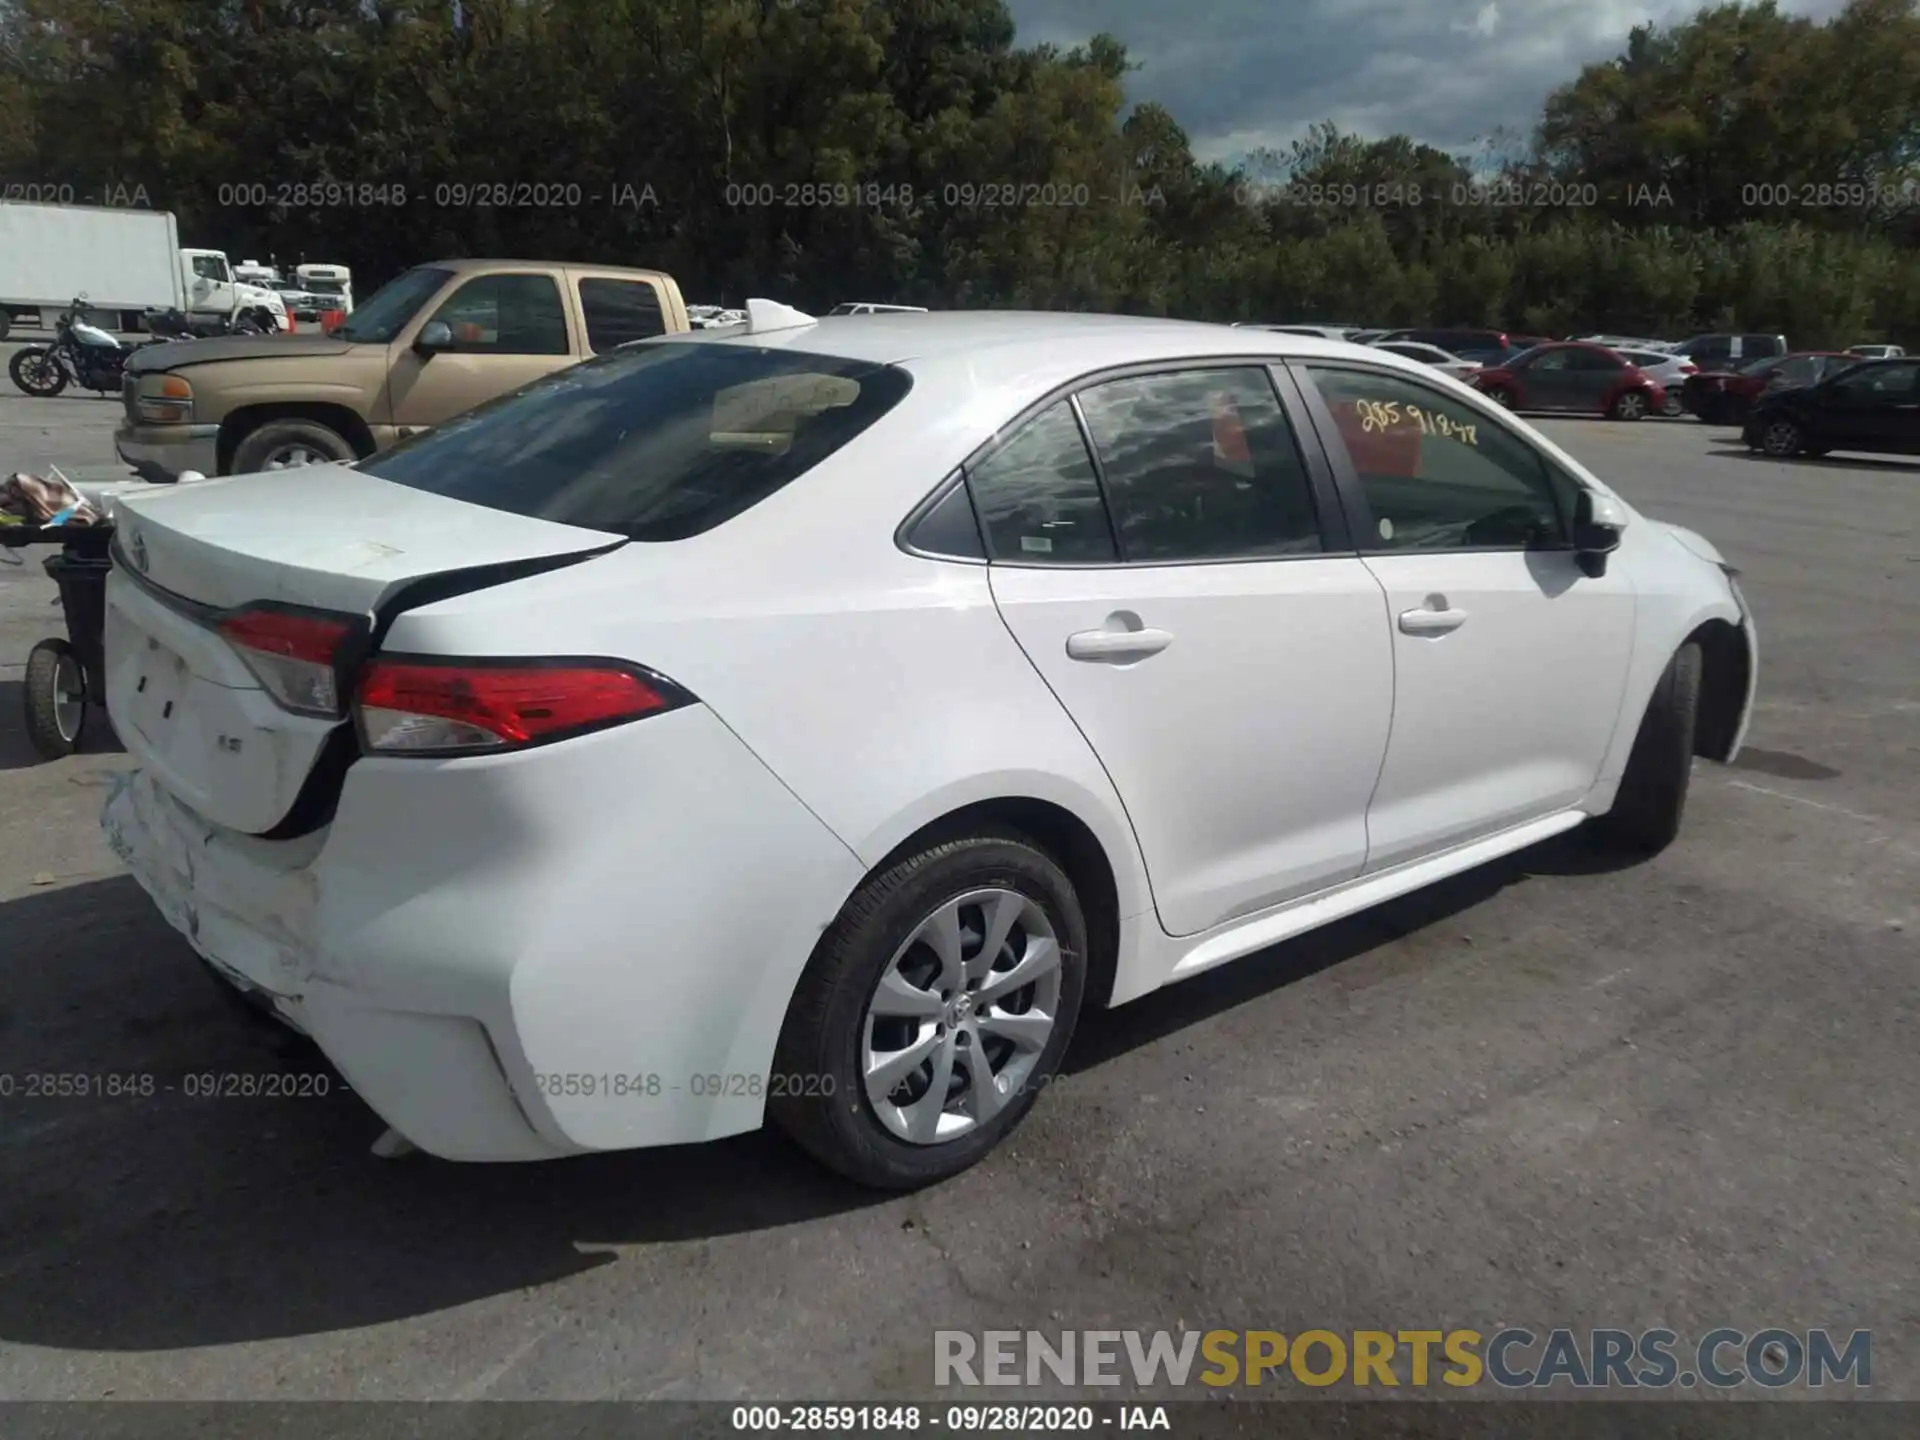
[0,203,289,338]
[0,203,186,338]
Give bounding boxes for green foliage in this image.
[0,0,1915,341]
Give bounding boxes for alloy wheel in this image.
[1614,392,1648,420]
[265,444,327,469]
[861,887,1063,1145]
[52,650,85,742]
[1762,420,1803,457]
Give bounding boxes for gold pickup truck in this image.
[115,257,690,481]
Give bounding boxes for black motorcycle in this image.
[8,296,171,398]
[147,305,275,340]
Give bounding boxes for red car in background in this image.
[1681,351,1859,425]
[1470,341,1667,420]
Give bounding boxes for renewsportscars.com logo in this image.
[934,1327,1872,1390]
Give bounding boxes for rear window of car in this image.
[359,342,913,541]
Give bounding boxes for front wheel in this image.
[9,347,67,397]
[769,829,1089,1190]
[231,418,358,474]
[1661,392,1684,417]
[1593,643,1701,854]
[23,638,87,759]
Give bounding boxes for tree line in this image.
[3,0,1919,344]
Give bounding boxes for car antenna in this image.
[743,298,817,334]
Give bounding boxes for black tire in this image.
[1594,642,1701,854]
[10,347,67,397]
[231,418,358,475]
[1488,387,1516,409]
[1757,416,1806,458]
[1609,388,1651,421]
[769,828,1089,1190]
[23,638,86,760]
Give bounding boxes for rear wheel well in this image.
[1689,618,1750,761]
[875,799,1122,1010]
[218,403,376,473]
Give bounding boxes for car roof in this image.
[668,310,1449,421]
[424,257,675,280]
[681,309,1389,369]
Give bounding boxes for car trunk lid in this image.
[105,466,625,834]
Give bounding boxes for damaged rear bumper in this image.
[100,703,867,1164]
[103,767,576,1161]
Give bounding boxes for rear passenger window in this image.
[1074,368,1323,562]
[425,273,570,355]
[579,278,667,351]
[967,402,1117,563]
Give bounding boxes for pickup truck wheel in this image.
[231,419,357,475]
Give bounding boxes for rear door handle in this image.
[1066,626,1174,662]
[1398,605,1468,636]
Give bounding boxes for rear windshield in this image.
[359,341,913,541]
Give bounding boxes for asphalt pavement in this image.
[0,390,1914,1402]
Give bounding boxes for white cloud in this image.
[1005,0,1855,163]
[1452,3,1500,38]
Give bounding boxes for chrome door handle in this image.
[1066,626,1174,662]
[1398,605,1468,636]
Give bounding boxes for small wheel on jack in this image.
[24,637,87,759]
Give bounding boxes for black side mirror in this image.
[1572,490,1627,577]
[413,320,454,356]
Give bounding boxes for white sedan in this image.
[1611,347,1701,416]
[100,308,1757,1190]
[1368,338,1485,380]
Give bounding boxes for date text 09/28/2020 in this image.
[529,1072,838,1100]
[0,1072,333,1098]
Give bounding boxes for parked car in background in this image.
[1744,356,1920,458]
[1375,328,1512,363]
[828,302,928,315]
[270,279,325,323]
[1472,341,1667,420]
[295,263,353,315]
[1610,348,1700,416]
[1347,329,1391,344]
[1233,323,1366,340]
[99,307,1756,1189]
[1369,339,1483,380]
[1681,351,1857,425]
[1671,333,1788,370]
[115,257,691,481]
[1574,334,1671,353]
[1847,343,1905,359]
[688,305,748,329]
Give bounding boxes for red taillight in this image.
[1680,362,1698,374]
[354,658,689,755]
[217,606,355,716]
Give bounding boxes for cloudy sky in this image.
[1004,0,1854,164]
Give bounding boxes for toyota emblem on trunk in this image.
[128,530,148,572]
